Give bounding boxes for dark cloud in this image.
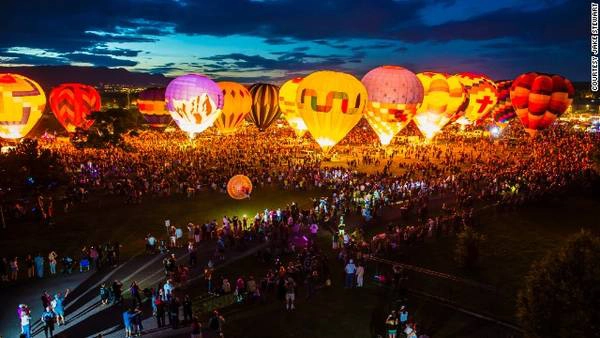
[65,53,138,67]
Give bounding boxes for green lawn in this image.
[0,186,322,258]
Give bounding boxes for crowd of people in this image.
[1,120,599,337]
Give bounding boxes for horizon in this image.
[0,0,589,82]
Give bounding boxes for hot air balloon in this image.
[361,66,424,145]
[490,80,515,128]
[215,81,252,134]
[510,72,575,136]
[227,174,253,200]
[456,73,498,124]
[279,77,308,137]
[165,74,223,136]
[0,74,46,139]
[49,83,100,133]
[137,87,171,128]
[296,71,367,152]
[248,83,280,131]
[413,72,468,139]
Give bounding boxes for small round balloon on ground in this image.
[227,175,253,200]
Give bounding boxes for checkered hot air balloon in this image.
[227,174,253,200]
[455,72,498,124]
[279,77,307,137]
[248,83,280,131]
[490,80,515,128]
[215,81,252,134]
[0,74,46,139]
[361,66,424,145]
[296,71,367,152]
[137,87,172,129]
[413,72,468,139]
[165,74,223,136]
[49,83,100,133]
[510,72,575,136]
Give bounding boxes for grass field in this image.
[0,186,323,258]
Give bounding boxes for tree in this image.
[72,108,142,148]
[454,226,485,269]
[517,230,600,337]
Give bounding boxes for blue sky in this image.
[0,0,588,82]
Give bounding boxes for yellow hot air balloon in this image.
[296,71,367,152]
[413,72,468,139]
[0,74,46,139]
[215,81,252,134]
[361,66,424,145]
[455,72,498,124]
[278,77,307,137]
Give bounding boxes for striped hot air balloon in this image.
[137,87,171,128]
[0,74,46,139]
[455,73,498,124]
[490,80,515,128]
[248,83,280,131]
[215,81,252,134]
[413,72,468,139]
[296,70,367,152]
[49,83,100,133]
[510,72,575,136]
[361,65,424,145]
[279,77,307,137]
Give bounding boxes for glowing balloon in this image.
[413,72,468,139]
[361,66,423,145]
[456,73,498,123]
[490,80,515,128]
[215,81,252,134]
[278,77,307,137]
[165,74,223,136]
[296,71,367,152]
[227,175,253,200]
[49,83,100,132]
[510,72,574,136]
[248,83,280,131]
[0,74,46,139]
[138,87,171,128]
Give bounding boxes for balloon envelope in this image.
[248,83,280,131]
[456,73,498,124]
[227,175,253,200]
[296,70,367,152]
[215,81,252,134]
[413,72,468,139]
[49,83,100,133]
[490,80,515,127]
[510,72,574,136]
[0,74,46,139]
[138,87,171,128]
[361,65,423,145]
[279,77,307,137]
[165,74,223,135]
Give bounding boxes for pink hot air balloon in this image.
[165,74,223,136]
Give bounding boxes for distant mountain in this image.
[0,66,171,90]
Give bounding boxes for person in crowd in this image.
[48,251,58,275]
[285,277,296,311]
[344,259,356,288]
[191,316,203,338]
[386,310,399,338]
[41,306,57,338]
[183,294,193,323]
[34,253,44,278]
[52,288,69,326]
[19,304,32,338]
[100,283,110,305]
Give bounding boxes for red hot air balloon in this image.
[510,72,575,136]
[49,83,101,132]
[491,80,515,128]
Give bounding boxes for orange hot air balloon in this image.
[510,72,575,136]
[215,81,252,134]
[296,71,367,152]
[0,74,46,139]
[49,83,101,132]
[455,73,498,124]
[138,87,172,128]
[279,77,307,137]
[361,66,424,145]
[227,175,253,200]
[413,72,468,139]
